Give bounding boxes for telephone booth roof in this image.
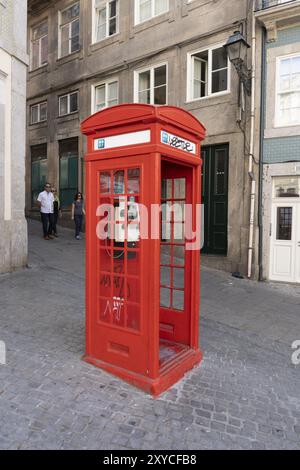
[81,103,206,140]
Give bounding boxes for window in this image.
[135,0,169,24]
[30,102,47,124]
[59,138,78,208]
[93,80,118,112]
[31,144,47,208]
[59,91,78,116]
[188,45,230,101]
[277,207,293,241]
[135,64,167,105]
[273,177,300,198]
[93,0,119,43]
[59,2,80,58]
[277,54,300,127]
[31,21,48,70]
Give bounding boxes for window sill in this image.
[265,125,300,139]
[57,112,79,122]
[89,33,121,53]
[132,11,173,35]
[185,0,211,13]
[185,90,231,104]
[56,49,82,66]
[28,121,48,129]
[28,64,48,77]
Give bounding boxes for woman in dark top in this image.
[71,192,85,240]
[51,188,61,237]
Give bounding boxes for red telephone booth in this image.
[81,104,206,396]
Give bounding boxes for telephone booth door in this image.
[86,154,154,378]
[160,161,193,349]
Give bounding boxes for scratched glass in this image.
[160,244,172,266]
[161,179,172,199]
[127,168,140,194]
[111,295,125,327]
[100,248,112,272]
[113,276,126,300]
[99,298,111,324]
[173,245,185,266]
[113,170,125,194]
[127,277,140,303]
[160,267,171,288]
[113,250,125,274]
[99,273,111,298]
[160,287,171,309]
[173,268,185,289]
[127,303,140,331]
[127,251,140,276]
[100,172,111,194]
[174,178,186,199]
[172,290,184,311]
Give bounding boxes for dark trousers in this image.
[74,215,83,237]
[41,212,54,237]
[52,211,59,235]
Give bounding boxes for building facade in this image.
[0,0,28,273]
[26,0,258,276]
[255,0,300,283]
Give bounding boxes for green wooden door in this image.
[59,138,78,209]
[201,145,228,255]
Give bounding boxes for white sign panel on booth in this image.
[94,130,151,151]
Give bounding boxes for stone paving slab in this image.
[0,219,299,450]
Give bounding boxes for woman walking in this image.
[51,187,61,237]
[72,192,85,240]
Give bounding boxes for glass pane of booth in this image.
[100,172,111,194]
[98,167,141,332]
[160,177,186,312]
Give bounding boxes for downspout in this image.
[258,27,267,281]
[247,1,257,279]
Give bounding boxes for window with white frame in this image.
[135,64,167,105]
[93,0,119,43]
[30,102,47,124]
[188,45,229,101]
[277,54,300,127]
[59,2,80,58]
[59,91,78,116]
[135,0,169,25]
[31,21,48,70]
[93,80,119,112]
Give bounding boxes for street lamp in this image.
[224,31,251,95]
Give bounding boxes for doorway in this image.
[269,177,300,283]
[160,160,193,368]
[201,144,228,255]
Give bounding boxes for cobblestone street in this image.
[0,220,300,450]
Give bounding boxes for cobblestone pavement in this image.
[0,219,300,450]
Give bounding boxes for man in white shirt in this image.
[37,183,55,240]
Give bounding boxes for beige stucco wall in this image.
[26,0,258,276]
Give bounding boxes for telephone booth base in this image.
[83,345,202,397]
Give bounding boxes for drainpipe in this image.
[258,27,267,281]
[247,1,257,279]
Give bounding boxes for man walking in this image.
[37,183,55,240]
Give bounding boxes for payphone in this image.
[81,104,206,396]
